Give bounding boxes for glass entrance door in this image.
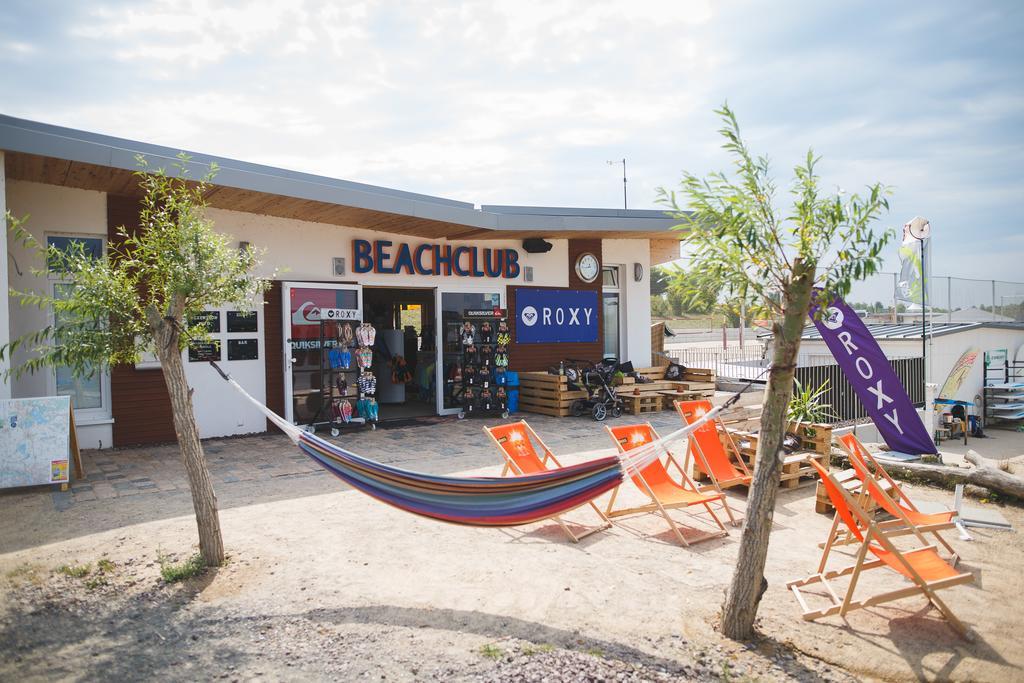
[436,289,504,414]
[282,282,362,424]
[602,266,622,360]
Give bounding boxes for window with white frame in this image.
[47,234,111,421]
[602,265,622,360]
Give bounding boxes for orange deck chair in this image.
[835,433,958,560]
[788,459,973,637]
[673,399,752,491]
[604,423,730,546]
[484,421,611,542]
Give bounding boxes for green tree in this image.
[650,294,672,318]
[658,105,891,639]
[665,264,719,315]
[2,155,269,567]
[650,265,671,296]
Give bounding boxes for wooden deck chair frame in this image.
[603,423,730,546]
[672,399,752,491]
[832,434,958,561]
[788,460,973,638]
[484,421,611,543]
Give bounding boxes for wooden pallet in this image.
[814,468,894,515]
[718,420,833,489]
[517,372,588,417]
[622,394,663,415]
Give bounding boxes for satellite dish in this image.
[904,216,931,240]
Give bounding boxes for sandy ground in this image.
[1,414,1022,681]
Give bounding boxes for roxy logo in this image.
[524,306,594,327]
[822,307,845,330]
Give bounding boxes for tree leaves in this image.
[657,103,894,322]
[2,154,271,381]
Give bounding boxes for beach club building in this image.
[0,115,683,449]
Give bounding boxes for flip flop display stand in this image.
[454,309,510,419]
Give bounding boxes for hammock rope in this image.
[208,361,739,528]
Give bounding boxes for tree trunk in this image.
[153,318,225,566]
[720,260,815,640]
[876,450,1024,501]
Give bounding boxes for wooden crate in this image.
[517,372,587,417]
[725,421,833,489]
[622,394,663,415]
[814,468,895,515]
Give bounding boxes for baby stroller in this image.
[567,359,623,421]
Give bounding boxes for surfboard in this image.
[937,346,979,401]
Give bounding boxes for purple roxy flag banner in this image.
[809,294,937,454]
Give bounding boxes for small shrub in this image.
[56,563,91,578]
[5,563,43,585]
[521,643,555,656]
[788,378,837,424]
[478,644,504,660]
[97,558,116,574]
[157,552,206,583]
[85,576,108,590]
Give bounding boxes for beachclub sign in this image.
[514,288,599,344]
[352,239,520,279]
[810,293,937,454]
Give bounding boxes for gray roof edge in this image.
[481,204,676,219]
[0,113,681,235]
[0,114,475,210]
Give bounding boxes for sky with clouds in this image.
[2,0,1022,296]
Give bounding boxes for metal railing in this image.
[793,357,924,422]
[664,346,769,381]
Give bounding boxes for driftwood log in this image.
[878,450,1024,501]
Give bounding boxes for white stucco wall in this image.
[204,207,570,289]
[602,239,652,367]
[6,181,108,399]
[5,180,112,447]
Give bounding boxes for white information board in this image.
[0,396,73,489]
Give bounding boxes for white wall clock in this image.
[575,252,600,283]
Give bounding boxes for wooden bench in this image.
[620,366,716,411]
[621,394,662,415]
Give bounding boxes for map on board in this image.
[0,396,72,489]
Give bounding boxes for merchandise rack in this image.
[982,360,1024,429]
[454,309,510,419]
[305,318,379,435]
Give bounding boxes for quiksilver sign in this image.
[353,239,520,278]
[514,288,599,344]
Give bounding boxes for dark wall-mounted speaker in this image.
[522,238,553,253]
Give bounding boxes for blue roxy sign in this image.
[514,288,599,344]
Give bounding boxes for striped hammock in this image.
[213,365,725,528]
